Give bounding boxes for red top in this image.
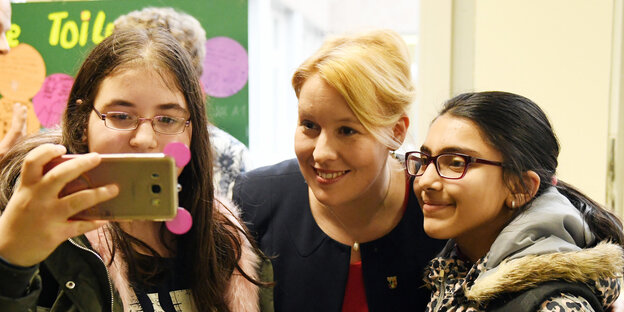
[342,261,368,312]
[341,175,411,312]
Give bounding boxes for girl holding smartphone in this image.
[0,29,269,312]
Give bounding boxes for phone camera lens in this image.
[151,184,162,194]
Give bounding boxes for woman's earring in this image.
[390,150,405,165]
[511,200,516,210]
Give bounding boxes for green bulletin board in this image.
[0,0,249,145]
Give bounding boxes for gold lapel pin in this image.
[387,276,398,289]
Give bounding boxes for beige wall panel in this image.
[473,0,613,203]
[414,0,453,147]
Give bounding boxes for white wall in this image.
[248,0,325,168]
[329,0,419,34]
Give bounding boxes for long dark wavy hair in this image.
[440,91,624,246]
[0,29,259,311]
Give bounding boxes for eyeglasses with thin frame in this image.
[92,107,190,135]
[405,151,503,179]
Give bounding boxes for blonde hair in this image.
[292,29,415,149]
[113,7,206,76]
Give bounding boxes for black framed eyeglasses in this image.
[405,151,503,179]
[92,107,190,135]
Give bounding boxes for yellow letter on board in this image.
[7,23,20,47]
[48,11,68,46]
[79,10,91,46]
[92,11,108,44]
[60,21,79,49]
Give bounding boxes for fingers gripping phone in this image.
[43,153,178,221]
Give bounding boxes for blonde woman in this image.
[233,29,445,311]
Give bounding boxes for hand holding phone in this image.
[0,144,117,267]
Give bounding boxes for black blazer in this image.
[233,159,445,312]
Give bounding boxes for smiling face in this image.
[414,113,513,256]
[294,74,391,208]
[87,68,192,156]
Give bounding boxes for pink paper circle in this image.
[166,207,193,235]
[200,36,248,98]
[32,73,74,128]
[163,142,191,168]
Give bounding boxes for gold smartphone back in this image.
[51,154,178,221]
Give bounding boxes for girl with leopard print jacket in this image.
[407,91,624,311]
[423,187,622,311]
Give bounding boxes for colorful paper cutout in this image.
[32,73,74,128]
[166,207,193,235]
[0,43,46,100]
[200,36,248,98]
[0,43,45,136]
[163,142,191,168]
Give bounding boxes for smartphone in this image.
[43,153,178,221]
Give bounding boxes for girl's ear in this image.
[523,170,541,198]
[392,115,409,145]
[506,170,541,208]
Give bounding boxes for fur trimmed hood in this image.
[465,187,624,302]
[465,241,623,302]
[424,187,624,311]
